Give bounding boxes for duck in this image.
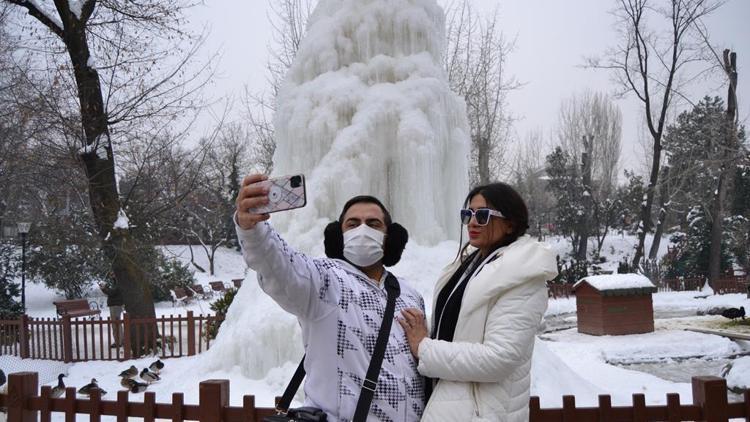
[124,378,149,394]
[148,359,164,374]
[77,378,106,396]
[118,365,138,379]
[51,374,66,398]
[139,368,160,384]
[721,306,746,320]
[120,376,132,389]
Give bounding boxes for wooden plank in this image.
[684,328,750,341]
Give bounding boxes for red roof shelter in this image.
[573,274,657,336]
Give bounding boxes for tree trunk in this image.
[476,136,491,185]
[648,167,670,261]
[632,143,661,268]
[62,8,156,356]
[708,50,738,283]
[576,138,593,261]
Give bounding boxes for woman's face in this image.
[466,194,514,255]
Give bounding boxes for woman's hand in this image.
[398,308,428,358]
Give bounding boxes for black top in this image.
[432,251,483,342]
[100,283,124,307]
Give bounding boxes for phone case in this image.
[249,174,307,214]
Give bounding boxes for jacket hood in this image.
[458,235,557,315]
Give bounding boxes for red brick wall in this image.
[601,295,654,335]
[574,283,655,336]
[575,284,604,335]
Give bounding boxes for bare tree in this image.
[180,122,253,275]
[4,0,212,355]
[444,0,520,185]
[511,130,554,240]
[587,0,724,269]
[556,91,623,259]
[706,49,739,282]
[242,0,314,176]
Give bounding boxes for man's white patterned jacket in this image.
[236,221,426,421]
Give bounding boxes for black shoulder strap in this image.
[352,273,401,421]
[276,356,306,412]
[274,273,402,420]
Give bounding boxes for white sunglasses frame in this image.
[460,208,505,226]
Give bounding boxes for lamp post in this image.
[17,222,31,313]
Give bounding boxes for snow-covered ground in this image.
[4,234,750,418]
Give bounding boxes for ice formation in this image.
[271,0,470,249]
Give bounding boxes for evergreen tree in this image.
[545,147,585,252]
[0,241,23,319]
[662,207,732,278]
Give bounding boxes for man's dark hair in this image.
[338,195,392,226]
[325,195,407,267]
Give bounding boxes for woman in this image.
[399,182,557,421]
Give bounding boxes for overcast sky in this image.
[188,0,750,176]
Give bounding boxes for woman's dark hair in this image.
[324,195,408,267]
[457,182,529,260]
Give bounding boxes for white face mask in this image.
[343,224,385,267]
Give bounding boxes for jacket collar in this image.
[434,236,558,315]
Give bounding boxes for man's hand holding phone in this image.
[235,173,307,230]
[235,174,271,230]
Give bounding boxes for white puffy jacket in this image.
[418,235,557,422]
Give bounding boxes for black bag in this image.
[263,406,328,422]
[263,274,401,422]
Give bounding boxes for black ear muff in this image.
[383,222,408,267]
[324,221,344,260]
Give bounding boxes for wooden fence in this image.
[0,373,748,422]
[530,376,750,421]
[657,277,707,292]
[713,277,749,295]
[0,311,222,362]
[548,283,575,299]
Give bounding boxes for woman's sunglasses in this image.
[460,208,505,226]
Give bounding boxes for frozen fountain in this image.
[271,0,470,249]
[204,0,470,379]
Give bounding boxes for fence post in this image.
[692,376,728,422]
[18,315,29,359]
[7,372,39,422]
[199,379,229,422]
[61,315,72,363]
[187,311,196,356]
[122,313,132,361]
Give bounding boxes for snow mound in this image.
[725,356,750,391]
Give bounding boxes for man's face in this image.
[341,203,387,233]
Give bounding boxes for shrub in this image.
[205,287,237,339]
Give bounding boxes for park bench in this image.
[232,279,243,289]
[170,287,194,307]
[191,284,213,299]
[53,299,101,318]
[209,281,227,294]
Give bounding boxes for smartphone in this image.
[248,174,307,214]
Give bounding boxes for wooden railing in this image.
[713,276,749,295]
[1,373,748,422]
[547,282,575,299]
[0,311,222,362]
[657,277,706,292]
[530,376,750,421]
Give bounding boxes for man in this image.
[235,174,425,421]
[99,275,123,348]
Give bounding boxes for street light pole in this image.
[17,222,31,314]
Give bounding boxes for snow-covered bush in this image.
[0,241,22,319]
